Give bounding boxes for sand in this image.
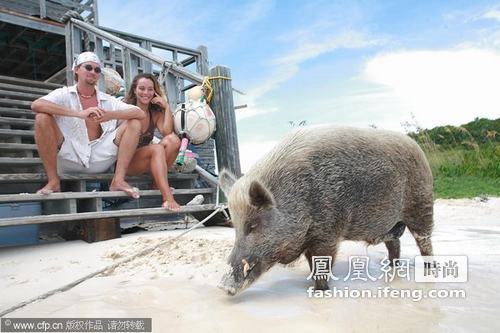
[1,198,499,332]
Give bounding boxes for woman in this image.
[123,73,181,210]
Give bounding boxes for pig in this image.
[218,126,434,296]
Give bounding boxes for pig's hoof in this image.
[314,280,330,291]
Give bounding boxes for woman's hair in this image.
[123,73,167,106]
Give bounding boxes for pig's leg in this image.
[405,209,433,257]
[384,239,401,266]
[304,244,338,290]
[410,231,433,256]
[404,196,434,257]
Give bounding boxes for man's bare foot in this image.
[36,181,60,195]
[110,181,140,199]
[162,198,180,211]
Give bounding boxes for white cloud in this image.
[362,49,500,129]
[249,30,385,102]
[482,9,500,21]
[239,140,279,173]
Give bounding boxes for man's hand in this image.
[81,107,104,120]
[89,109,114,123]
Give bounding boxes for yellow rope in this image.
[201,76,232,104]
[208,76,232,81]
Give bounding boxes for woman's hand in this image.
[151,92,168,111]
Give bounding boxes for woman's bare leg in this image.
[159,133,181,167]
[127,145,180,211]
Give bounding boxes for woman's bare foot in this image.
[110,181,140,199]
[162,198,180,211]
[36,180,60,195]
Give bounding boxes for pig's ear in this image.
[249,180,275,209]
[219,169,237,195]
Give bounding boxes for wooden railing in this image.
[65,18,208,107]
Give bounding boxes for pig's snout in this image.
[218,264,239,296]
[218,259,257,296]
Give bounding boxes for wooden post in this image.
[92,0,99,25]
[64,21,74,85]
[39,0,46,19]
[140,40,153,73]
[122,47,133,90]
[209,65,241,178]
[197,45,209,75]
[94,36,106,92]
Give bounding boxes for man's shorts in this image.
[57,129,119,174]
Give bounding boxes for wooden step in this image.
[0,172,197,183]
[0,188,216,203]
[0,75,62,90]
[0,157,40,165]
[0,128,34,137]
[0,107,34,118]
[0,204,217,227]
[0,98,32,108]
[0,89,45,101]
[0,117,35,127]
[0,82,53,95]
[0,143,37,151]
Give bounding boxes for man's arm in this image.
[101,106,145,121]
[31,98,100,119]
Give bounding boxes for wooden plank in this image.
[0,75,62,89]
[91,0,99,25]
[0,204,217,226]
[65,19,74,85]
[0,142,37,150]
[0,89,44,101]
[0,98,32,108]
[0,157,39,164]
[0,172,197,182]
[197,45,209,75]
[0,117,35,126]
[0,10,65,35]
[209,66,241,177]
[95,36,105,92]
[0,188,216,203]
[0,108,34,118]
[0,82,52,95]
[140,40,152,73]
[122,47,133,89]
[39,0,47,19]
[0,128,34,137]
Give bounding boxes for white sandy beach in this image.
[1,198,499,333]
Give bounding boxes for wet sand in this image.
[1,198,499,332]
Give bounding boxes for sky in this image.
[99,0,500,172]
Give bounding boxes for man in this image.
[31,51,144,198]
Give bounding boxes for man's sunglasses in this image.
[82,64,101,74]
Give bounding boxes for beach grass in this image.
[407,117,500,199]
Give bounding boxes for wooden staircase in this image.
[0,74,222,244]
